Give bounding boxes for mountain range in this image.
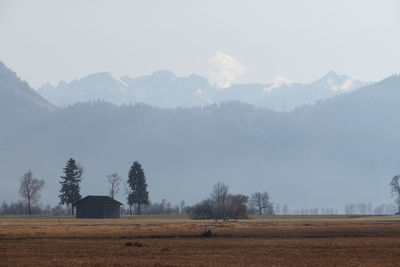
[0,61,398,211]
[37,70,369,111]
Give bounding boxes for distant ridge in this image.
[37,70,369,110]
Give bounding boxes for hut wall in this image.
[103,205,120,218]
[76,201,103,218]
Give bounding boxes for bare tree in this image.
[189,199,213,219]
[18,171,45,215]
[123,182,133,214]
[179,199,186,214]
[227,194,248,220]
[367,202,373,215]
[249,191,273,215]
[275,203,281,215]
[282,204,289,215]
[107,173,121,199]
[211,182,229,220]
[345,203,357,215]
[390,175,400,214]
[357,203,367,215]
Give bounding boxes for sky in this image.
[0,0,399,88]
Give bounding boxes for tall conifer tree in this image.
[127,161,149,215]
[59,158,83,214]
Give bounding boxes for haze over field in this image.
[1,0,400,212]
[1,61,400,210]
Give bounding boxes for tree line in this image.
[187,183,274,220]
[9,158,150,215]
[5,159,400,216]
[58,158,149,215]
[8,158,275,218]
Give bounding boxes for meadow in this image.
[1,215,400,266]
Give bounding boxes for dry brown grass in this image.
[1,215,400,266]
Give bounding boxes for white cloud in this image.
[330,77,356,91]
[195,89,213,104]
[264,76,292,92]
[207,51,245,89]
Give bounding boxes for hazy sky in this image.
[0,0,399,88]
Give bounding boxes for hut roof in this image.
[72,195,123,206]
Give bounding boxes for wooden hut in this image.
[73,195,122,219]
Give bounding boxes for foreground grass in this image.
[0,213,389,221]
[1,215,400,266]
[3,235,400,266]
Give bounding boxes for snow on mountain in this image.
[313,70,367,92]
[253,71,370,111]
[37,70,369,110]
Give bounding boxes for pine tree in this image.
[127,161,149,215]
[59,158,83,214]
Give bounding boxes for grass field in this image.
[1,215,400,266]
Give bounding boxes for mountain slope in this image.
[0,61,55,136]
[293,74,400,169]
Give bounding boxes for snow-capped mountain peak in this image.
[312,71,368,92]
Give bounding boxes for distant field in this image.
[1,215,400,266]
